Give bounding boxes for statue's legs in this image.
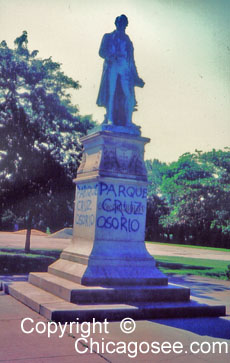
[106,60,134,126]
[106,65,118,123]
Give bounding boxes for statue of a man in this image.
[96,14,144,127]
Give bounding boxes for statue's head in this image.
[115,14,128,31]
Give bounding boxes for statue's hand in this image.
[136,78,145,88]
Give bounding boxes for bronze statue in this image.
[97,15,144,127]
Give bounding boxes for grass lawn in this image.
[145,241,230,252]
[0,248,61,274]
[146,241,230,252]
[155,255,230,280]
[0,247,61,257]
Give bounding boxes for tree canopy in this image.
[0,31,95,240]
[146,149,230,248]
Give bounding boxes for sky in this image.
[0,0,229,162]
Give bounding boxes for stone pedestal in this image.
[8,127,226,321]
[49,130,167,286]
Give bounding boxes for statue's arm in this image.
[129,43,145,88]
[99,34,113,60]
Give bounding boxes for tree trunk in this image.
[25,212,32,253]
[25,228,31,253]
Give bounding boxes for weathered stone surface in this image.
[77,131,149,181]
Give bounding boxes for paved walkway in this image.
[0,276,229,362]
[146,243,230,261]
[0,232,230,362]
[0,232,69,251]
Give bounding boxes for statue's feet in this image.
[125,122,132,127]
[102,115,113,125]
[102,119,113,125]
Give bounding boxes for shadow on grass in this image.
[0,248,61,274]
[156,258,229,280]
[0,247,61,257]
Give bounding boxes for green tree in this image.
[0,31,95,251]
[159,150,230,247]
[146,150,230,247]
[145,159,168,241]
[200,149,230,239]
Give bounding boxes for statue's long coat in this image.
[96,30,139,109]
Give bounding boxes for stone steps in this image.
[29,272,190,304]
[8,280,226,323]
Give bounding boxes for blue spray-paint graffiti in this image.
[75,183,98,228]
[100,198,144,216]
[76,200,92,212]
[75,214,95,227]
[96,182,147,233]
[97,216,139,232]
[99,182,147,199]
[74,182,147,232]
[76,183,98,198]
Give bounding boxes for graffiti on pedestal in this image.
[75,183,98,228]
[74,182,147,233]
[97,182,147,233]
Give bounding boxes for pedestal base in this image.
[48,254,168,286]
